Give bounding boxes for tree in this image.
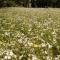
[0,0,17,7]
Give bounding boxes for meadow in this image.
[0,7,60,60]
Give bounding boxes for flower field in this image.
[0,7,60,60]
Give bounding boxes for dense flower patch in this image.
[0,8,60,60]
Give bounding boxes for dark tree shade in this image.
[0,0,60,7]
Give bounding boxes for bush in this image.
[0,0,17,7]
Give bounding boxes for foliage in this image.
[0,0,60,7]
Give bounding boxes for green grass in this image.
[0,7,60,60]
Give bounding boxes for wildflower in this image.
[53,38,57,44]
[5,50,14,56]
[28,42,33,46]
[41,32,44,36]
[4,55,11,59]
[48,18,52,20]
[18,39,23,43]
[32,55,38,60]
[19,55,23,59]
[52,31,56,35]
[4,50,14,59]
[14,55,17,58]
[9,51,14,56]
[4,32,10,36]
[54,57,58,60]
[41,43,46,47]
[28,58,31,60]
[45,51,47,54]
[47,43,52,48]
[28,28,31,32]
[33,44,39,47]
[47,56,51,60]
[21,33,24,36]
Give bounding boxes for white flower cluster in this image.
[4,50,16,60]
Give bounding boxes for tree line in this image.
[0,0,60,8]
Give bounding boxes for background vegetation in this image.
[0,0,60,7]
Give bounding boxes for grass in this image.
[0,7,60,60]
